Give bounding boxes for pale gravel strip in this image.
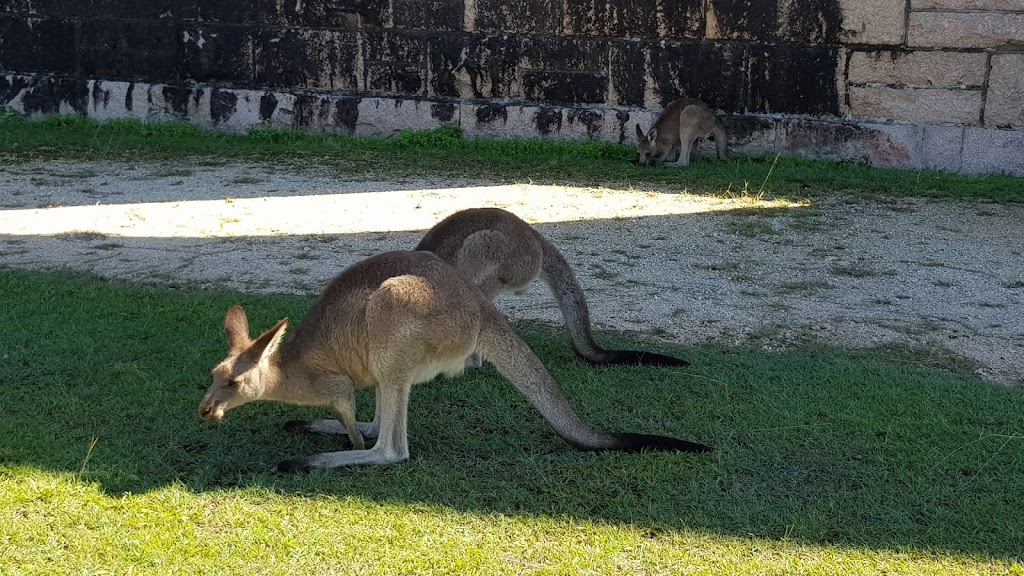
[1,160,1022,385]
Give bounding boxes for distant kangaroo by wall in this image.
[636,97,727,167]
[416,208,689,367]
[198,250,711,471]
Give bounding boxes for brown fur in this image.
[636,97,727,167]
[198,251,710,471]
[415,208,688,367]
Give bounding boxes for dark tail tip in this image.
[610,433,712,454]
[282,419,312,432]
[580,349,690,368]
[276,458,313,474]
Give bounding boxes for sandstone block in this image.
[985,54,1024,128]
[920,124,964,172]
[849,86,981,124]
[908,12,1024,48]
[780,119,920,168]
[838,0,906,45]
[848,51,986,87]
[912,0,1024,10]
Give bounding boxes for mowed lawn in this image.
[1,268,1021,575]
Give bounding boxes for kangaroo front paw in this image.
[282,420,312,432]
[276,458,314,474]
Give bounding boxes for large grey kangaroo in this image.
[199,250,711,472]
[416,208,689,367]
[636,97,727,167]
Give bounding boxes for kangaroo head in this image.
[635,123,658,166]
[199,305,289,421]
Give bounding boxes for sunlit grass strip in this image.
[1,469,1013,576]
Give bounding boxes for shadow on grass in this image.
[1,267,1022,562]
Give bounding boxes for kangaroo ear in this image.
[647,128,658,142]
[224,305,251,353]
[246,318,289,364]
[635,123,645,141]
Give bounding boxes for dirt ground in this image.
[1,159,1021,385]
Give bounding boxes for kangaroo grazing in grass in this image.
[198,250,711,471]
[416,208,689,367]
[636,97,727,167]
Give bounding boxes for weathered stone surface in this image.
[79,20,183,82]
[706,0,779,40]
[607,41,648,108]
[565,0,703,38]
[780,119,920,168]
[776,0,845,43]
[183,24,256,85]
[11,76,89,116]
[0,16,78,75]
[253,29,359,90]
[920,124,964,172]
[849,86,981,124]
[522,71,607,105]
[355,98,454,137]
[364,32,427,94]
[837,0,906,45]
[848,51,986,87]
[366,64,425,95]
[961,126,1024,175]
[719,115,778,157]
[519,37,607,72]
[908,12,1024,48]
[912,0,1024,10]
[364,31,428,64]
[474,0,561,34]
[749,44,842,116]
[393,0,462,31]
[428,35,520,99]
[985,54,1024,128]
[646,42,747,111]
[3,0,200,20]
[263,0,391,28]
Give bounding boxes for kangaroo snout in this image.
[198,401,225,421]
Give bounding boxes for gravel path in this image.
[2,159,1022,385]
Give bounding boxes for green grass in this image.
[2,112,1023,202]
[1,268,1022,574]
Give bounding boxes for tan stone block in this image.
[848,51,986,86]
[986,54,1024,127]
[913,0,1024,10]
[908,12,1024,48]
[849,86,982,124]
[839,0,906,45]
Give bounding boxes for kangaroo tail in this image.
[537,237,689,367]
[712,123,728,159]
[477,316,710,454]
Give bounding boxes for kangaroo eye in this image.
[226,378,240,388]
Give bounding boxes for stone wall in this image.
[1,0,1023,175]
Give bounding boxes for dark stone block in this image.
[364,31,427,63]
[0,17,78,75]
[475,103,507,124]
[428,34,519,99]
[160,85,195,116]
[20,76,88,115]
[393,0,462,30]
[719,115,775,146]
[522,70,607,105]
[707,0,777,41]
[4,0,199,20]
[647,42,746,112]
[430,101,455,122]
[749,44,840,116]
[474,0,561,34]
[259,93,277,120]
[254,29,359,90]
[292,93,334,128]
[183,24,255,85]
[334,97,360,131]
[520,37,607,72]
[262,0,390,28]
[210,88,237,124]
[566,0,702,38]
[565,108,603,137]
[198,0,262,24]
[79,20,183,82]
[779,0,844,43]
[535,107,561,135]
[608,41,645,107]
[366,64,424,95]
[0,75,31,105]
